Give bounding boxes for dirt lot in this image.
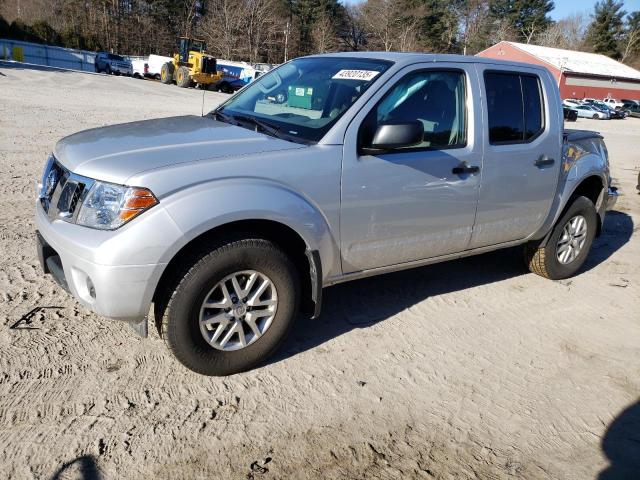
[0,63,638,480]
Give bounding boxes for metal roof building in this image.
[477,41,640,101]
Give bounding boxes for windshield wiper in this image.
[212,110,291,142]
[230,114,285,140]
[211,110,235,124]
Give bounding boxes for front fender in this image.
[159,177,338,282]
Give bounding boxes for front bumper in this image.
[113,65,132,75]
[35,203,168,323]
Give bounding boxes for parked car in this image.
[621,99,639,107]
[36,53,619,376]
[593,103,623,119]
[214,77,247,93]
[94,52,133,76]
[563,107,578,121]
[563,98,582,107]
[586,100,626,119]
[624,104,640,118]
[575,104,608,119]
[602,97,625,109]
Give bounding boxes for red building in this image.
[477,41,640,101]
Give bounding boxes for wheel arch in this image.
[538,173,605,248]
[152,218,323,336]
[567,174,605,236]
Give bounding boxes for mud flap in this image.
[305,249,322,319]
[129,318,148,338]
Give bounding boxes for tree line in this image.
[0,0,638,68]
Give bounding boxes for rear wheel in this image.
[592,114,599,119]
[160,62,174,84]
[524,196,598,280]
[176,66,192,88]
[157,236,300,376]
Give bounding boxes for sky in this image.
[338,0,640,17]
[550,0,640,20]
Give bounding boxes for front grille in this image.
[39,157,94,223]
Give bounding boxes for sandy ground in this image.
[0,63,638,480]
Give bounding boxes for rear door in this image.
[469,65,562,248]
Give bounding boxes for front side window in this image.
[485,72,545,145]
[359,70,467,151]
[215,57,393,144]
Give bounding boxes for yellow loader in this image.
[160,37,221,88]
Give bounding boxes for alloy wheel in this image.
[556,215,588,264]
[199,270,278,351]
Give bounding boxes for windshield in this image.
[214,57,393,143]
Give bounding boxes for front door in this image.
[340,64,483,273]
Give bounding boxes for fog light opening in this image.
[86,276,96,299]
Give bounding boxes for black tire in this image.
[176,66,192,88]
[157,236,300,376]
[154,73,161,81]
[219,81,231,93]
[592,114,598,119]
[524,196,598,280]
[160,62,174,84]
[105,65,111,75]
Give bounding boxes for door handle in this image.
[534,156,555,167]
[452,164,480,175]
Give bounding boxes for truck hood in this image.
[54,115,305,184]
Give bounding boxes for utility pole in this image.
[284,21,290,63]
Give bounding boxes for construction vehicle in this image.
[160,37,221,88]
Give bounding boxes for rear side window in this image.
[485,72,545,145]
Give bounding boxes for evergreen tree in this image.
[586,0,625,59]
[417,0,460,52]
[488,0,554,43]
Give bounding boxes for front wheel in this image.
[176,66,192,88]
[158,236,300,376]
[524,196,598,280]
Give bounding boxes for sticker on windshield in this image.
[332,70,380,81]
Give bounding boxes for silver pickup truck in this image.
[36,53,618,375]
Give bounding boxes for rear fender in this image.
[535,131,609,246]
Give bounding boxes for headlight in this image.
[76,181,158,230]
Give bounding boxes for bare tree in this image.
[201,0,245,59]
[621,16,640,63]
[360,0,419,52]
[311,11,337,53]
[537,13,590,51]
[338,5,366,51]
[456,0,489,55]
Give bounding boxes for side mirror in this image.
[360,121,423,155]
